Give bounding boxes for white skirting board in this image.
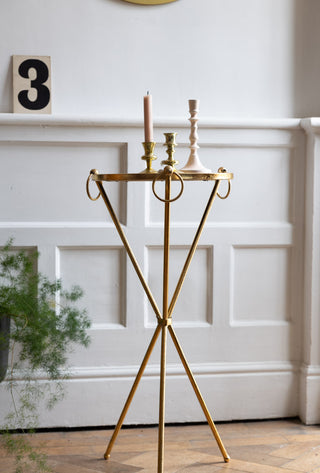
[299,364,320,425]
[0,362,298,428]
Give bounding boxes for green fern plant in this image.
[0,238,91,472]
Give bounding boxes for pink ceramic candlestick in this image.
[144,92,153,142]
[180,99,212,173]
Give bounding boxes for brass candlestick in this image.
[161,132,178,170]
[141,141,157,173]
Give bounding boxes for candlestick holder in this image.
[180,99,212,173]
[161,132,178,170]
[141,141,157,173]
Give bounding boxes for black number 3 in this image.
[18,59,50,110]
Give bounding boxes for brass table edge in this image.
[91,172,233,182]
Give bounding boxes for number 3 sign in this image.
[13,55,52,114]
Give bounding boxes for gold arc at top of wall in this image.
[121,0,177,4]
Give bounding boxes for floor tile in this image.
[1,419,320,473]
[270,442,320,460]
[282,446,320,472]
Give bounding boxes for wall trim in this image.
[0,113,302,130]
[301,117,320,134]
[299,364,320,424]
[300,363,320,377]
[4,361,298,382]
[1,361,299,427]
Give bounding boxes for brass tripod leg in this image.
[96,180,162,321]
[168,179,221,317]
[104,324,162,459]
[158,173,172,473]
[168,325,230,462]
[158,323,167,473]
[162,178,229,462]
[95,178,166,462]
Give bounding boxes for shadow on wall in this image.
[0,56,12,113]
[294,0,320,118]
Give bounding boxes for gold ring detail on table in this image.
[217,167,232,200]
[152,166,184,203]
[86,169,101,201]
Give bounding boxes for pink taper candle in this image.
[144,92,153,142]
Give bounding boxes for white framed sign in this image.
[13,55,51,114]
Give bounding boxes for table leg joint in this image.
[158,317,172,327]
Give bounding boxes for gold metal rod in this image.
[162,174,171,322]
[168,179,221,318]
[158,173,172,473]
[104,324,162,460]
[158,325,167,473]
[96,180,162,320]
[168,325,230,463]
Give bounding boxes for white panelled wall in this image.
[1,0,320,427]
[1,115,319,426]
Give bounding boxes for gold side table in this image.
[86,161,233,473]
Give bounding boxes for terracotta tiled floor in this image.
[1,418,320,472]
